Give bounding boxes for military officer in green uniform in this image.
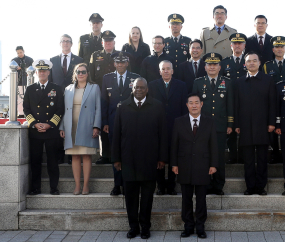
[263,36,285,164]
[220,33,247,164]
[89,30,118,89]
[193,53,234,195]
[164,14,191,76]
[78,13,104,64]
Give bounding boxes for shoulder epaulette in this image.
[276,80,285,85]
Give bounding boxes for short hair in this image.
[159,60,173,70]
[213,5,227,15]
[190,39,203,49]
[129,26,144,48]
[244,51,261,61]
[60,34,73,43]
[152,35,165,44]
[16,46,24,51]
[187,92,202,102]
[72,63,92,84]
[255,15,267,23]
[133,77,148,88]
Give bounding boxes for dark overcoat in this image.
[148,78,188,147]
[112,94,168,181]
[170,114,219,185]
[178,59,206,93]
[234,72,276,146]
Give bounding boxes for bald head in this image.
[132,77,148,101]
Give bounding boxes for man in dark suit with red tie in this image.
[49,34,83,164]
[148,60,188,195]
[171,93,218,239]
[244,15,274,70]
[178,39,207,93]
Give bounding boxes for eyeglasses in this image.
[152,42,163,45]
[255,22,267,25]
[76,70,87,75]
[190,47,201,50]
[61,40,72,44]
[214,12,226,16]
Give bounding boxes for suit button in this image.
[120,94,122,96]
[176,55,178,57]
[237,77,239,79]
[47,106,49,108]
[38,120,39,122]
[176,50,178,52]
[46,113,48,115]
[213,107,215,109]
[37,113,39,115]
[213,100,215,102]
[212,114,214,116]
[237,72,239,73]
[37,105,40,108]
[214,47,216,49]
[176,60,177,62]
[193,154,195,156]
[85,106,87,108]
[46,120,48,122]
[213,94,215,96]
[281,76,283,77]
[193,142,196,144]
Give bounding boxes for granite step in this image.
[41,163,284,178]
[26,193,285,210]
[40,177,285,194]
[19,208,285,231]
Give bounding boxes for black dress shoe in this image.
[127,228,140,238]
[28,189,41,195]
[141,228,150,239]
[282,190,285,196]
[50,188,60,195]
[207,188,215,195]
[96,157,112,164]
[167,189,177,195]
[57,158,64,164]
[110,186,121,195]
[181,229,194,237]
[257,188,267,195]
[227,158,237,164]
[156,189,165,195]
[215,189,224,195]
[244,189,254,195]
[197,231,207,239]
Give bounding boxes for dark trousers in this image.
[181,184,207,232]
[242,145,268,190]
[270,132,281,162]
[29,138,60,190]
[280,133,285,187]
[101,127,110,159]
[57,137,65,161]
[228,132,244,163]
[209,132,227,190]
[156,148,176,191]
[109,136,123,187]
[124,180,156,229]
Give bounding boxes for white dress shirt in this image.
[116,71,127,86]
[39,81,48,89]
[208,76,218,85]
[189,114,201,130]
[172,34,181,42]
[190,59,201,73]
[134,96,146,106]
[61,52,72,70]
[248,71,259,78]
[233,54,243,62]
[256,33,266,45]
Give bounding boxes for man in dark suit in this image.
[263,36,285,164]
[244,15,274,70]
[49,34,83,90]
[164,14,191,74]
[220,33,248,164]
[235,51,276,195]
[193,53,234,195]
[171,93,218,239]
[101,52,140,195]
[23,59,64,196]
[141,36,174,83]
[89,30,118,165]
[178,39,207,93]
[112,77,168,239]
[148,60,187,195]
[49,34,83,164]
[78,13,104,64]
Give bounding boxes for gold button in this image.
[176,65,177,67]
[176,60,177,62]
[46,120,48,122]
[47,106,49,108]
[46,113,48,115]
[213,107,215,109]
[214,47,216,49]
[37,113,39,115]
[237,72,239,73]
[38,120,39,122]
[176,50,177,52]
[237,77,239,79]
[212,114,214,116]
[281,76,283,77]
[213,100,215,102]
[37,105,40,108]
[213,94,215,96]
[176,55,178,57]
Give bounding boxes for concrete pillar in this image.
[0,125,29,229]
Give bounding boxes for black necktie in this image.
[193,119,198,136]
[236,57,240,66]
[174,37,178,43]
[211,78,216,90]
[217,27,221,35]
[259,36,264,50]
[63,55,67,75]
[138,101,142,108]
[41,84,45,91]
[119,75,123,93]
[279,61,283,72]
[194,62,198,76]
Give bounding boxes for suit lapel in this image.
[188,60,195,78]
[67,53,75,75]
[198,59,205,76]
[183,114,194,138]
[213,76,222,92]
[205,76,213,93]
[194,114,206,139]
[57,54,65,77]
[214,27,229,45]
[263,34,271,49]
[157,79,167,100]
[168,78,178,99]
[122,71,132,94]
[81,83,92,107]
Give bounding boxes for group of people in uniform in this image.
[20,4,285,239]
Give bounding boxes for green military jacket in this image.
[192,75,234,132]
[78,33,103,64]
[220,55,247,81]
[263,59,285,84]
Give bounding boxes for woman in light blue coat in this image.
[59,63,101,195]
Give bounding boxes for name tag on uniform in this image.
[107,87,112,90]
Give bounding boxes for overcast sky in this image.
[0,0,284,95]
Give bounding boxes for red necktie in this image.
[259,36,264,50]
[193,119,198,136]
[138,101,142,108]
[63,55,67,75]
